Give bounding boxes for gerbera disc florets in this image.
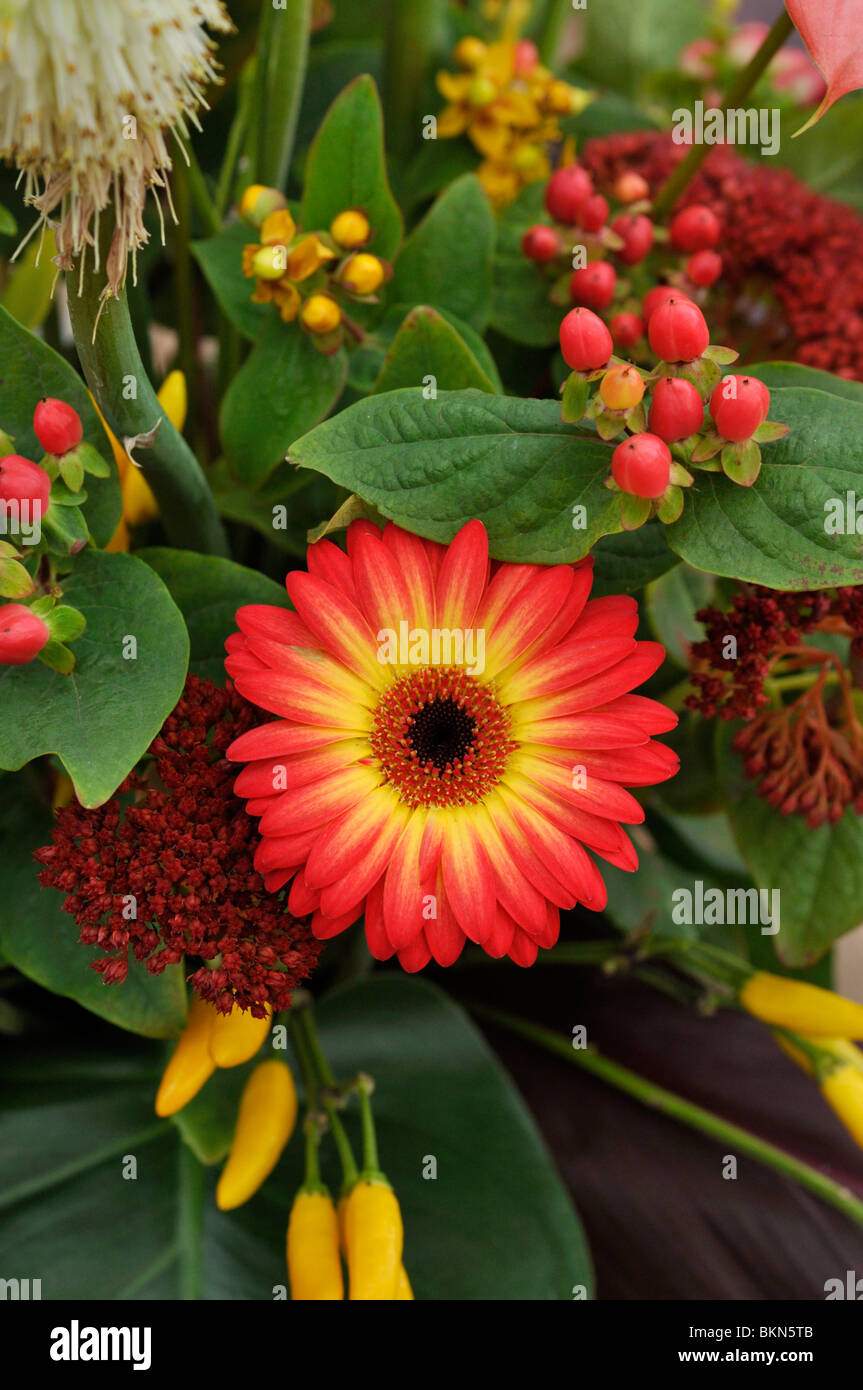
[370,666,515,808]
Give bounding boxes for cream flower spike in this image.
[0,0,233,296]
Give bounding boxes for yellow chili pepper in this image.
[821,1062,863,1149]
[96,370,187,548]
[154,996,216,1117]
[287,1188,344,1300]
[395,1264,414,1300]
[740,972,863,1038]
[345,1177,403,1300]
[209,1001,272,1067]
[338,1188,411,1299]
[215,1059,297,1211]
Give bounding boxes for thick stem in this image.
[382,0,445,162]
[652,10,794,221]
[67,239,229,557]
[475,1005,863,1229]
[255,0,312,189]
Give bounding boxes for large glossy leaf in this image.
[291,389,621,562]
[138,549,290,684]
[388,175,495,332]
[191,222,268,342]
[0,305,120,546]
[666,387,863,589]
[299,75,402,263]
[0,976,592,1300]
[0,551,189,806]
[220,316,347,488]
[590,524,679,596]
[0,776,187,1038]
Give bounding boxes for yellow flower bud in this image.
[821,1062,863,1149]
[345,1178,403,1300]
[330,209,371,249]
[209,1001,272,1067]
[545,79,577,114]
[154,997,216,1117]
[469,74,498,107]
[300,294,342,334]
[338,253,384,296]
[215,1060,297,1210]
[239,184,288,228]
[740,972,863,1038]
[287,1189,344,1300]
[453,36,488,69]
[252,245,288,281]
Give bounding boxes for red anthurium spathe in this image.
[225,520,679,971]
[785,1,863,133]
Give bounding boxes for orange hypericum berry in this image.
[599,364,645,411]
[301,295,342,334]
[338,253,385,296]
[240,185,288,228]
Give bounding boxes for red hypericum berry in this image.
[559,306,613,371]
[647,376,705,442]
[514,38,539,75]
[669,204,721,253]
[521,224,560,262]
[545,164,593,224]
[0,603,50,665]
[0,454,51,514]
[648,296,709,362]
[686,249,722,287]
[709,375,770,442]
[33,398,83,456]
[569,259,616,310]
[580,193,609,233]
[614,171,650,204]
[611,433,672,499]
[600,364,645,411]
[610,311,644,349]
[610,213,654,266]
[642,285,687,323]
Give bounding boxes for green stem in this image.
[216,59,258,216]
[652,10,794,221]
[301,1008,359,1190]
[255,0,312,189]
[538,0,572,67]
[170,161,198,454]
[475,1005,863,1229]
[66,231,229,557]
[382,0,445,162]
[288,1010,323,1188]
[177,1143,204,1300]
[356,1074,381,1177]
[177,138,221,237]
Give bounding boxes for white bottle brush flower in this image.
[0,0,233,295]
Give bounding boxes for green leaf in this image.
[589,524,679,596]
[372,306,498,395]
[0,202,17,236]
[646,564,714,667]
[40,499,90,556]
[299,75,403,263]
[573,0,705,92]
[0,777,187,1038]
[0,551,189,807]
[0,305,120,546]
[0,975,592,1299]
[747,360,863,404]
[719,728,863,966]
[138,548,291,684]
[666,387,863,589]
[191,222,268,342]
[220,315,347,489]
[388,174,495,332]
[775,94,863,211]
[291,389,622,563]
[490,182,565,348]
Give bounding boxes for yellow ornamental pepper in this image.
[820,1063,863,1149]
[287,1188,344,1300]
[740,972,863,1038]
[209,1000,272,1067]
[98,370,187,548]
[395,1264,414,1300]
[154,996,216,1117]
[345,1178,403,1300]
[216,1059,297,1210]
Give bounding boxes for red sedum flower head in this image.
[225,520,679,971]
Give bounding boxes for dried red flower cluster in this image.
[687,586,863,827]
[581,132,863,381]
[34,675,322,1014]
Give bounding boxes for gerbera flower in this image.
[0,0,232,295]
[225,520,679,971]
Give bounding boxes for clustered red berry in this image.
[611,433,671,498]
[0,453,52,516]
[34,676,324,1012]
[647,376,704,442]
[709,374,770,441]
[648,296,709,363]
[559,306,614,371]
[686,588,863,828]
[0,604,50,665]
[33,398,84,456]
